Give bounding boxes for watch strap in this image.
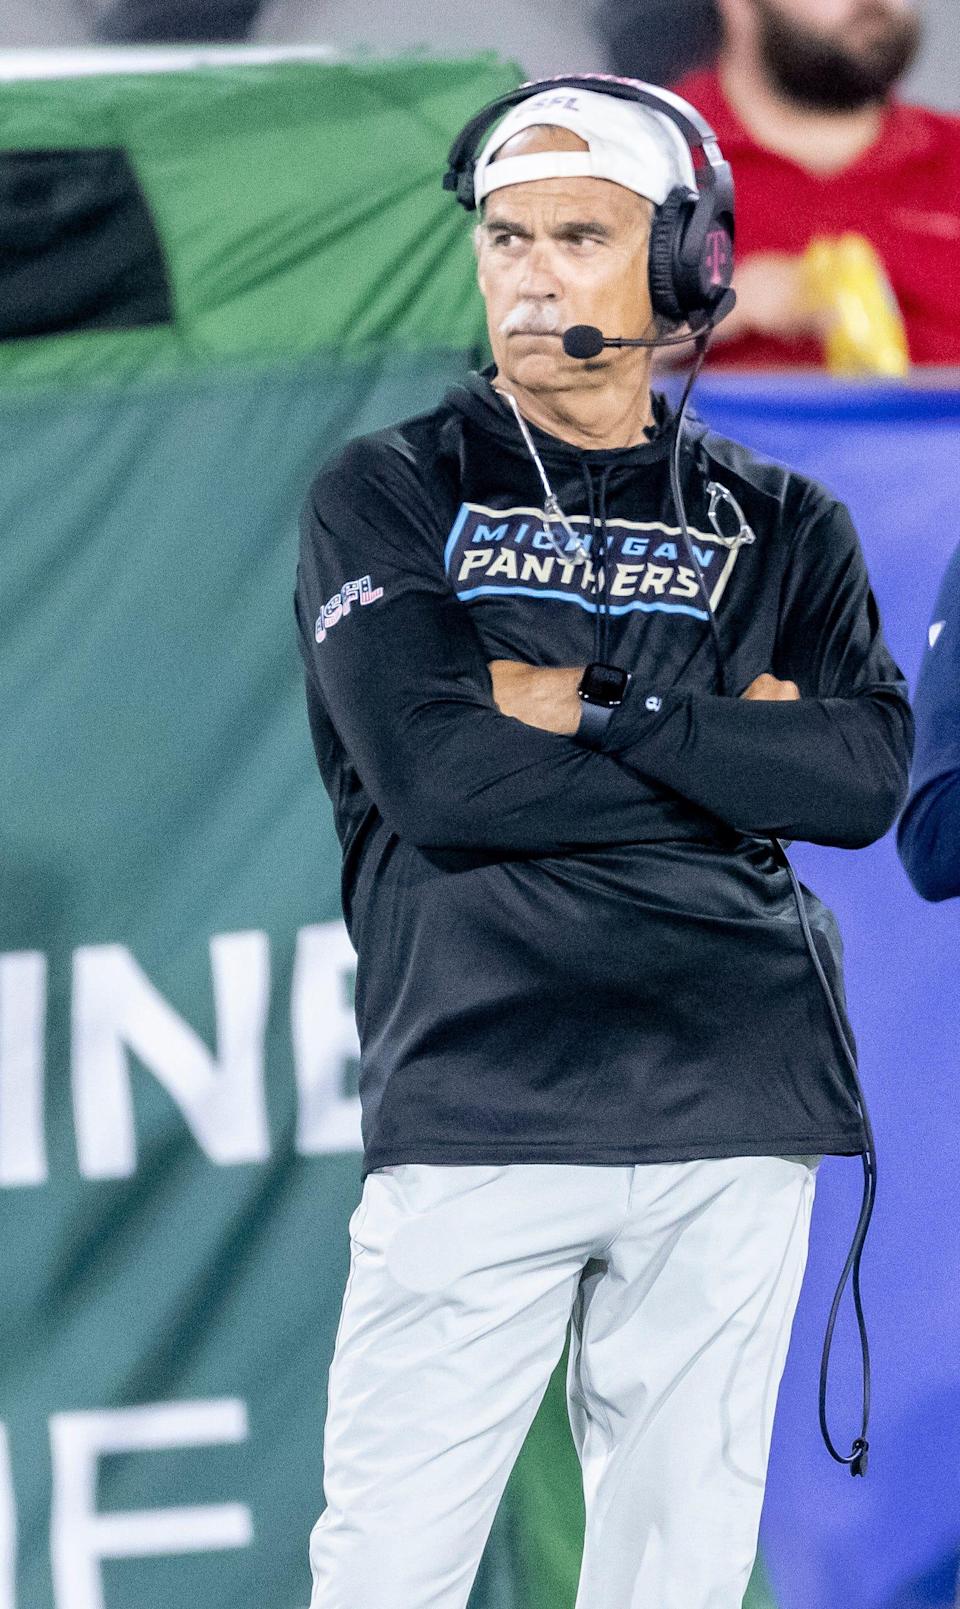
[575,697,617,747]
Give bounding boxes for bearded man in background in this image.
[672,0,960,366]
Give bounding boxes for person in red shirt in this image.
[672,0,960,368]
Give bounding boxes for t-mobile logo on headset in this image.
[705,229,731,287]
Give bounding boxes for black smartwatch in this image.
[576,662,631,746]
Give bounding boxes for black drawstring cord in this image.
[775,841,874,1478]
[496,359,874,1473]
[668,337,875,1477]
[581,466,603,664]
[497,359,875,1474]
[668,336,727,696]
[580,464,614,663]
[596,466,614,663]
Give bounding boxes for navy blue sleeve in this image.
[597,498,914,848]
[896,538,960,901]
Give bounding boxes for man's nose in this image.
[518,241,562,297]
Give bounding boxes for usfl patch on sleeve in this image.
[315,575,383,643]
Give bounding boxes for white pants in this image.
[308,1154,821,1609]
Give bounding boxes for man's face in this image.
[475,126,655,396]
[746,0,922,110]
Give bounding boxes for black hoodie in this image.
[294,373,913,1180]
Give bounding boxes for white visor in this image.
[473,86,697,209]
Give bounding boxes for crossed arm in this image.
[488,662,800,733]
[298,446,912,853]
[487,658,909,848]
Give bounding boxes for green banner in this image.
[0,53,520,390]
[1,351,511,1609]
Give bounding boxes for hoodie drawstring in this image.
[581,463,614,664]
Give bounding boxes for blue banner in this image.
[690,377,960,1609]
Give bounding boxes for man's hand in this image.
[740,673,800,701]
[488,660,583,735]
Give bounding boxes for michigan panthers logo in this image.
[444,483,755,620]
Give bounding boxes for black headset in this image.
[443,73,736,329]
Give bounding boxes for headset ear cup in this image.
[458,162,477,209]
[648,187,694,324]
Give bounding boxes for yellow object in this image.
[801,233,910,376]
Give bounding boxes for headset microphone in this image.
[563,290,738,359]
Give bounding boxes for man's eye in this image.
[492,232,518,247]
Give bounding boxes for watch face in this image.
[580,662,630,707]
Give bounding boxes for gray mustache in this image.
[499,302,564,337]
